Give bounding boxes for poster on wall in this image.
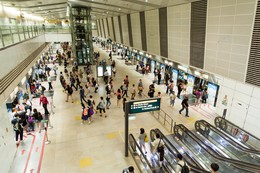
[208,82,219,106]
[186,75,195,94]
[97,66,103,77]
[171,68,178,85]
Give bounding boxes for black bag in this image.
[117,94,121,100]
[178,162,190,173]
[156,138,164,152]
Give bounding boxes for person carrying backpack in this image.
[175,153,190,173]
[97,97,106,117]
[11,113,24,144]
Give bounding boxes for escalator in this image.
[129,133,175,173]
[215,116,260,151]
[151,129,210,173]
[174,124,260,173]
[195,120,260,166]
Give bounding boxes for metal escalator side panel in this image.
[173,125,260,173]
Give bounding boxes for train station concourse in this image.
[0,0,260,173]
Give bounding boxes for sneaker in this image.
[185,115,189,117]
[179,111,181,114]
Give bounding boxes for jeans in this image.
[106,99,111,108]
[122,90,128,97]
[15,130,23,142]
[48,82,53,90]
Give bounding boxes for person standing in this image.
[70,75,78,91]
[122,166,135,173]
[211,163,219,173]
[104,69,109,84]
[32,108,43,133]
[151,133,165,168]
[47,76,53,90]
[108,51,112,61]
[81,103,88,124]
[39,94,49,115]
[53,62,58,76]
[157,71,162,85]
[167,80,174,95]
[97,97,106,117]
[179,95,189,117]
[195,89,202,106]
[138,128,147,154]
[175,154,190,173]
[177,82,182,98]
[201,89,208,103]
[12,113,24,144]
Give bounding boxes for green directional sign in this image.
[127,98,161,114]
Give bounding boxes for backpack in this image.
[178,162,190,173]
[28,116,34,123]
[88,107,94,116]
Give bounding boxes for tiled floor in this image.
[38,43,219,173]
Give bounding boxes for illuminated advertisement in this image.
[151,61,155,73]
[207,82,219,106]
[97,66,103,77]
[186,75,195,94]
[106,66,112,76]
[143,57,147,64]
[137,55,141,60]
[171,68,178,85]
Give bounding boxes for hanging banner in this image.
[186,74,195,94]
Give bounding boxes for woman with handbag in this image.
[151,133,165,168]
[138,128,148,154]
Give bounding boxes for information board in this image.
[127,98,161,114]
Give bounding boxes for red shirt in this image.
[40,96,48,105]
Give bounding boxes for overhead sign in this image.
[127,98,161,114]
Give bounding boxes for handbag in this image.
[144,135,149,143]
[157,138,164,152]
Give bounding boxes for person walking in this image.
[116,89,122,107]
[108,51,112,61]
[138,79,144,96]
[179,95,189,117]
[103,69,109,84]
[79,86,88,104]
[138,128,147,154]
[170,91,176,107]
[122,83,128,98]
[39,94,49,115]
[65,85,74,103]
[32,108,43,133]
[131,84,136,100]
[81,103,88,124]
[12,113,24,144]
[97,97,106,117]
[70,75,78,91]
[106,92,111,109]
[47,76,53,90]
[157,71,162,85]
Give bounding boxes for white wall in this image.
[204,0,257,82]
[113,16,121,42]
[121,15,130,45]
[168,4,191,65]
[216,77,260,138]
[145,9,160,55]
[131,12,142,50]
[44,34,72,42]
[103,18,109,38]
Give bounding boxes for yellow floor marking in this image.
[106,132,118,139]
[80,157,93,168]
[74,100,81,105]
[74,115,81,121]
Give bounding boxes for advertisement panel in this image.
[171,68,178,85]
[186,75,195,94]
[97,66,103,77]
[207,82,219,106]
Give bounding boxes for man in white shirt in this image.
[47,76,53,90]
[103,70,109,84]
[151,133,165,168]
[175,153,185,173]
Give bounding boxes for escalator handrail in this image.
[129,134,154,171]
[198,119,260,154]
[153,129,210,173]
[174,124,260,172]
[215,116,260,142]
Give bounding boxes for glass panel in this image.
[13,34,20,43]
[19,32,25,41]
[0,34,3,48]
[3,34,13,46]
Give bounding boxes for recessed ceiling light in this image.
[145,0,148,2]
[118,8,121,10]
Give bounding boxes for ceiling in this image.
[1,0,199,20]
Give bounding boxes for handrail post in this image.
[164,113,166,125]
[171,119,173,132]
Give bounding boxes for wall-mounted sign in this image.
[186,74,195,94]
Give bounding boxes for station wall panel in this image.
[167,4,191,65]
[103,18,109,38]
[121,15,130,45]
[108,17,115,41]
[145,9,160,56]
[204,0,257,82]
[130,12,142,50]
[113,16,121,43]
